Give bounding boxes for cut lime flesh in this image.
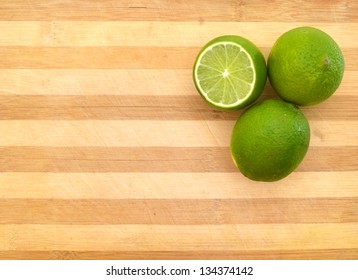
[194,42,255,109]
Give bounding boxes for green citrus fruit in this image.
[230,99,310,182]
[268,26,344,106]
[193,35,267,111]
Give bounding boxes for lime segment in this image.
[193,35,267,111]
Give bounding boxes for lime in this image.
[230,99,310,182]
[193,35,267,111]
[268,26,344,106]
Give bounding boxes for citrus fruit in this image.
[268,26,344,106]
[230,99,310,182]
[193,35,267,111]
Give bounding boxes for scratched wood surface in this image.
[0,0,357,260]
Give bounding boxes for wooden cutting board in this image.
[0,0,357,260]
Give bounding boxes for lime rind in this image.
[194,41,256,109]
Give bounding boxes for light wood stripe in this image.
[0,21,356,47]
[0,146,356,172]
[0,0,355,22]
[0,47,356,70]
[0,95,356,121]
[0,198,357,225]
[2,249,358,260]
[1,172,357,199]
[0,120,355,147]
[0,70,355,96]
[1,224,357,251]
[0,46,193,69]
[0,69,194,96]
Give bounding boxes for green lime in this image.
[193,35,267,111]
[268,26,344,106]
[230,99,310,182]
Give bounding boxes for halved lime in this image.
[193,35,267,111]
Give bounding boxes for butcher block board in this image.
[0,0,357,260]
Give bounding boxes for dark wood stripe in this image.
[1,249,357,260]
[0,198,357,225]
[0,0,355,22]
[0,47,356,70]
[0,0,235,22]
[0,146,356,172]
[0,94,356,120]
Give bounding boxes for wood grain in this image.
[0,0,357,260]
[0,22,356,47]
[0,0,356,22]
[1,249,358,260]
[1,224,357,250]
[1,172,357,199]
[0,146,357,172]
[0,120,356,147]
[1,198,357,224]
[0,95,357,120]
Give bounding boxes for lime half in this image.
[193,35,267,111]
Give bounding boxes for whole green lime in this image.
[268,26,344,106]
[230,99,310,182]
